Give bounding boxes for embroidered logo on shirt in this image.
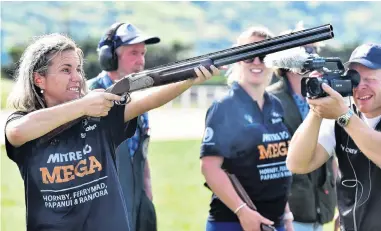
[271,118,282,124]
[272,111,281,118]
[271,111,283,124]
[244,114,253,124]
[203,127,214,143]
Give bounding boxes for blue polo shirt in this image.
[200,81,292,227]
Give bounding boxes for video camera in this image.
[301,57,360,99]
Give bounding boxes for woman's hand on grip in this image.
[80,89,122,117]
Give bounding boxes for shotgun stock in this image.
[227,172,277,231]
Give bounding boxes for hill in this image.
[1,1,381,64]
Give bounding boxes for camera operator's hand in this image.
[306,83,348,119]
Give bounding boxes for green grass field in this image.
[1,140,334,231]
[1,78,14,109]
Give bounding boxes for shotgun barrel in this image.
[107,24,333,94]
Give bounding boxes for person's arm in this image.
[200,101,273,231]
[286,110,331,174]
[201,156,274,230]
[342,114,381,167]
[124,66,219,122]
[6,100,84,147]
[201,156,246,213]
[144,160,153,201]
[308,83,381,167]
[332,155,339,181]
[6,90,121,147]
[284,203,294,231]
[333,213,340,231]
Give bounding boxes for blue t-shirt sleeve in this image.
[200,102,231,158]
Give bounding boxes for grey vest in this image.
[267,79,336,224]
[116,118,157,231]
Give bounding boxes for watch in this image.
[337,109,354,127]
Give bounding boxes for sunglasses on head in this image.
[243,55,266,64]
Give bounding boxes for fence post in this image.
[197,86,208,108]
[180,89,192,108]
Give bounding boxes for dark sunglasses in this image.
[243,55,266,64]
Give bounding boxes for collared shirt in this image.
[200,81,292,227]
[87,71,149,157]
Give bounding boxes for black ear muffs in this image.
[98,22,125,72]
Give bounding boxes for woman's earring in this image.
[41,89,44,94]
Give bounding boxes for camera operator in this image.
[286,43,381,231]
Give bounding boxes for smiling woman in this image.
[200,26,294,231]
[7,34,87,111]
[4,33,219,231]
[227,26,274,88]
[34,50,83,107]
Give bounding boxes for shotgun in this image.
[38,24,334,145]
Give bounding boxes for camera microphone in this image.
[264,47,312,72]
[264,47,360,98]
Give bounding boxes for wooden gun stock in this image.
[226,172,277,231]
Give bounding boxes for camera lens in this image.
[307,78,323,97]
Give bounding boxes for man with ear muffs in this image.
[87,21,160,231]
